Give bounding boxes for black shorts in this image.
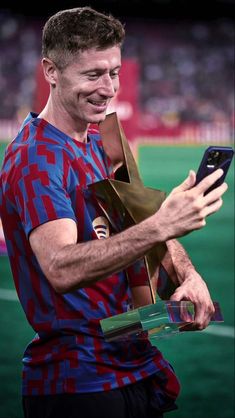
[22,378,164,418]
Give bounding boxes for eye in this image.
[87,73,100,80]
[110,70,120,79]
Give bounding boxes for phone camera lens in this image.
[207,151,220,166]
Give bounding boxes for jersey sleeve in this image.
[14,143,77,237]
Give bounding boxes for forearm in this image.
[50,217,163,293]
[165,239,195,284]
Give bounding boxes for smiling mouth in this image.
[89,100,107,107]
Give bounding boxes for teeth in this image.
[90,100,106,106]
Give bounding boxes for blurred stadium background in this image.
[0,1,234,417]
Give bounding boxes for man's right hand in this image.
[152,168,228,241]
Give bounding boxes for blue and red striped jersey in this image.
[0,113,179,409]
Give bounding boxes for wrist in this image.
[144,213,168,244]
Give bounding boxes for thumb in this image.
[172,170,196,194]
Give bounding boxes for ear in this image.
[41,58,58,87]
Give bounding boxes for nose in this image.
[98,74,118,98]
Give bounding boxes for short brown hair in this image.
[42,7,125,69]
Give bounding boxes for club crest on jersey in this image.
[92,216,110,239]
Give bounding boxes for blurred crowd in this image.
[0,12,41,120]
[124,20,234,129]
[0,11,234,129]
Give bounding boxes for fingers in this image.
[178,302,215,332]
[195,168,224,195]
[187,301,215,331]
[174,168,224,197]
[198,182,227,217]
[172,170,196,194]
[178,301,215,331]
[202,197,223,218]
[203,182,228,206]
[188,175,227,221]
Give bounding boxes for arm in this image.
[163,239,215,330]
[166,238,199,285]
[29,168,227,294]
[29,215,164,294]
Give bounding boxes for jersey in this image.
[0,113,180,411]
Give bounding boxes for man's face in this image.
[54,46,121,125]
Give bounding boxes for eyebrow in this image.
[81,65,121,74]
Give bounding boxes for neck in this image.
[38,99,89,143]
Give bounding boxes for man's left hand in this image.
[170,269,215,331]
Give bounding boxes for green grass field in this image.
[0,142,234,418]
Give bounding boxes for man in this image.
[0,7,227,418]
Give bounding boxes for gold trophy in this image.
[89,112,170,305]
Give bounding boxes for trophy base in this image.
[100,300,223,344]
